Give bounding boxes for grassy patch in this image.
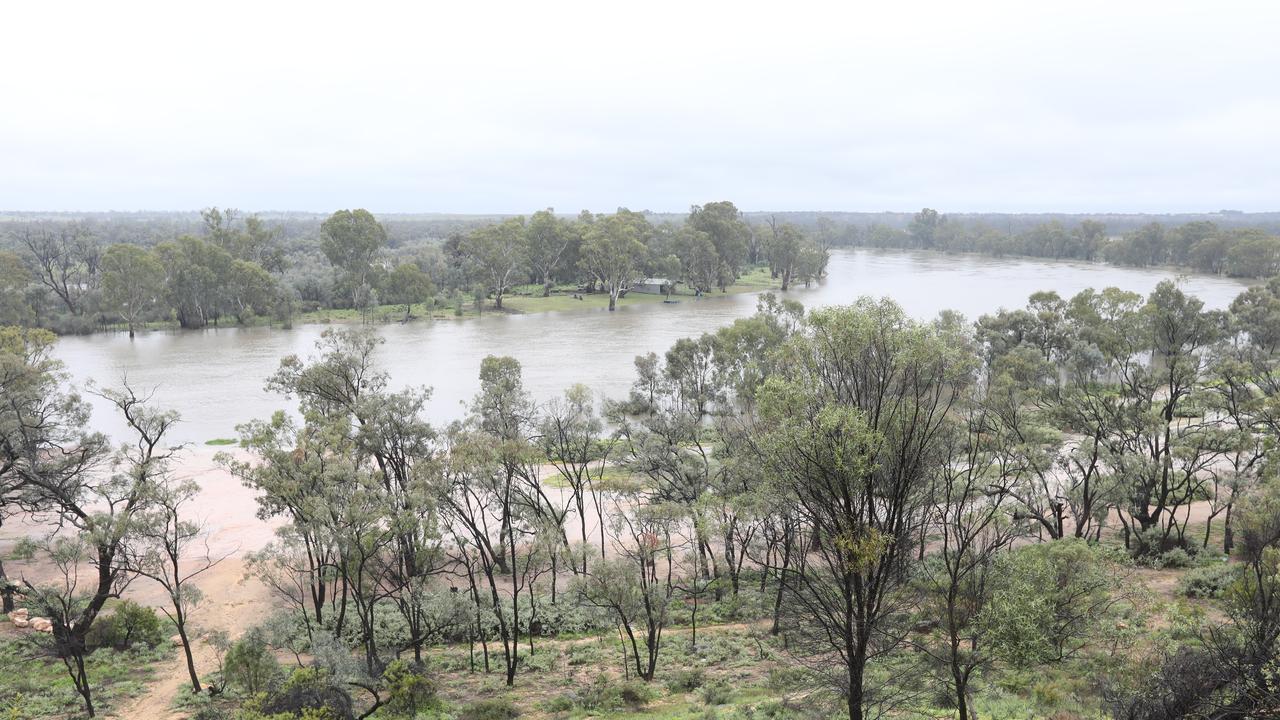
[298,266,785,327]
[0,630,167,718]
[204,438,237,446]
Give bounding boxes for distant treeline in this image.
[822,209,1280,277]
[0,202,829,335]
[3,205,1280,335]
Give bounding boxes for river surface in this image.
[54,249,1254,445]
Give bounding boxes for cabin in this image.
[631,278,676,295]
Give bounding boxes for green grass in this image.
[101,267,788,335]
[0,631,168,718]
[204,437,237,446]
[298,267,786,326]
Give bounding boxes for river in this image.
[54,248,1254,445]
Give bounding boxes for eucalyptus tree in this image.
[580,210,649,311]
[675,226,719,294]
[201,207,285,273]
[153,236,234,328]
[100,243,164,338]
[1102,282,1226,553]
[753,298,976,720]
[688,201,749,291]
[10,381,176,718]
[708,292,805,409]
[609,357,725,597]
[574,501,679,682]
[384,262,435,320]
[763,221,804,290]
[320,209,386,310]
[126,477,229,693]
[461,217,527,310]
[228,328,450,677]
[440,356,550,686]
[17,222,101,316]
[224,413,347,632]
[0,251,33,328]
[526,209,575,296]
[539,384,610,569]
[915,395,1020,720]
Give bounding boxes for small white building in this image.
[631,278,676,295]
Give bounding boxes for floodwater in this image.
[54,248,1254,446]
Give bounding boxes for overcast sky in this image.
[2,1,1277,214]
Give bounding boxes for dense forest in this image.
[3,274,1280,719]
[2,206,1280,336]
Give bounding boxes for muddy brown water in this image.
[54,248,1252,446]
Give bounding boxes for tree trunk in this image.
[177,620,202,692]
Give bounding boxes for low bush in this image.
[380,660,437,718]
[260,668,354,720]
[666,668,706,693]
[86,600,165,651]
[702,679,733,706]
[459,697,520,720]
[223,630,282,695]
[1154,547,1195,569]
[1180,562,1241,599]
[572,675,653,711]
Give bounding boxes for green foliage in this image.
[254,667,353,720]
[979,539,1138,665]
[0,633,165,718]
[1152,546,1195,569]
[458,697,520,720]
[224,630,282,696]
[701,679,733,705]
[86,600,165,651]
[379,660,437,718]
[666,668,706,693]
[561,675,654,711]
[1181,562,1242,598]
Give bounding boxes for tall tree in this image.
[755,299,975,720]
[321,209,387,310]
[101,244,164,338]
[526,209,574,297]
[384,262,435,320]
[688,201,749,291]
[580,211,648,311]
[19,222,101,316]
[461,218,527,310]
[909,208,944,249]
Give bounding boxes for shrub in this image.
[543,694,575,713]
[666,668,706,693]
[380,660,437,718]
[459,697,520,720]
[616,681,652,708]
[574,675,653,711]
[1154,547,1194,569]
[1181,562,1241,598]
[86,600,165,651]
[702,679,733,706]
[260,668,353,720]
[224,630,282,695]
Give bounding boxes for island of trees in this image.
[2,275,1279,719]
[0,202,830,336]
[4,204,1280,337]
